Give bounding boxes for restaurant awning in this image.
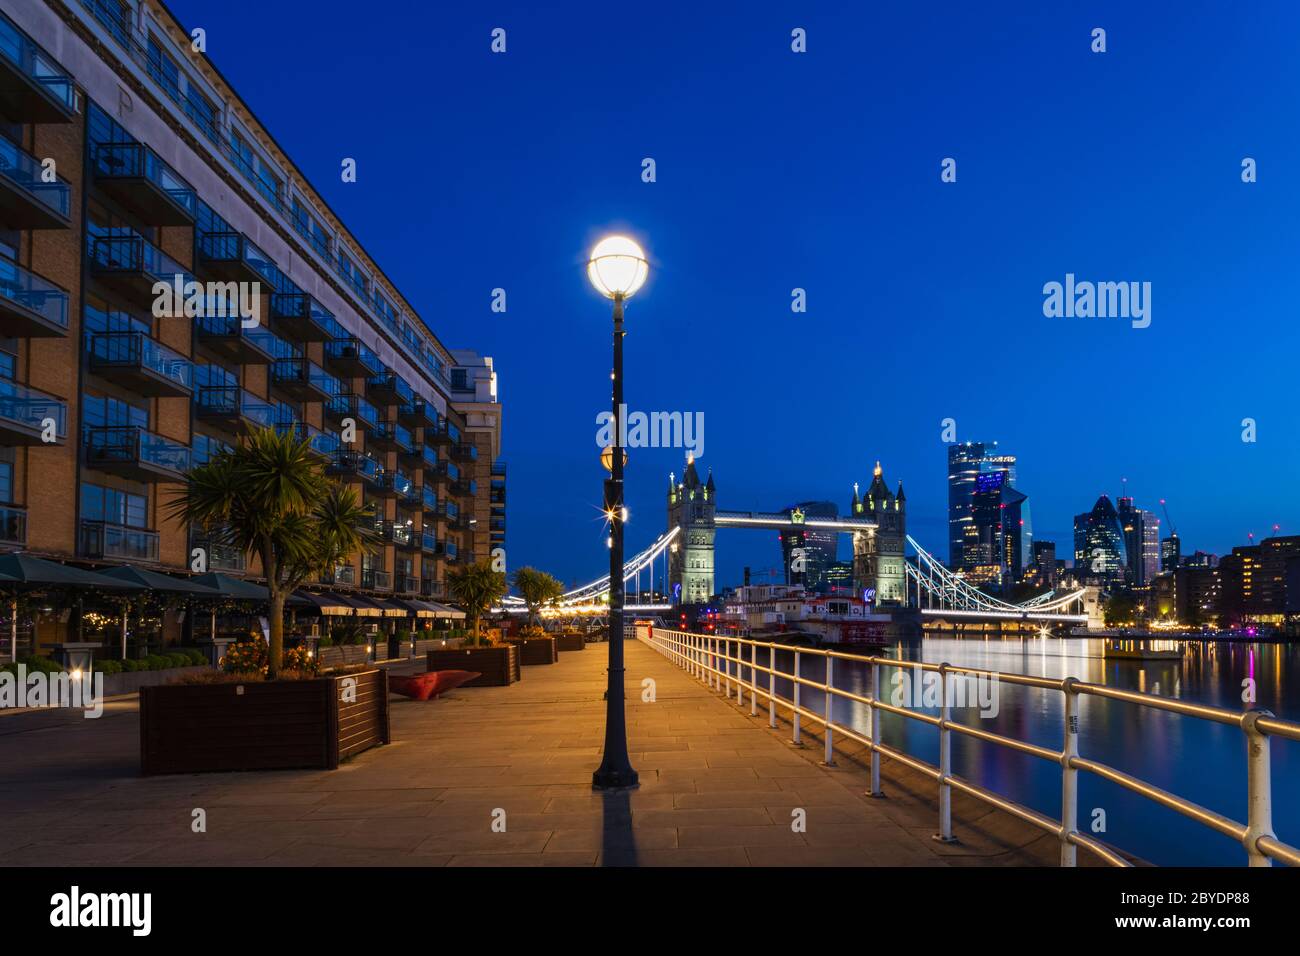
[293,590,368,616]
[426,601,467,620]
[98,565,222,595]
[0,554,142,590]
[388,597,436,618]
[358,596,409,618]
[189,573,310,606]
[328,593,383,617]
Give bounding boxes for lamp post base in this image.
[592,766,640,791]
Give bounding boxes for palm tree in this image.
[446,560,508,642]
[168,428,379,676]
[512,566,565,627]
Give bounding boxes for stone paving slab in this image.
[0,638,1069,866]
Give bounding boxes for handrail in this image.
[639,626,1300,868]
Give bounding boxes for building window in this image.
[88,0,130,48]
[80,482,147,529]
[0,462,12,503]
[184,86,218,143]
[0,350,14,381]
[82,392,147,432]
[146,37,180,101]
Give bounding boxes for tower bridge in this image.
[503,458,1088,625]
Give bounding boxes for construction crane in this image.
[1159,499,1178,537]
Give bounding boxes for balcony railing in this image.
[367,368,415,406]
[326,392,379,429]
[195,313,275,365]
[196,230,274,284]
[0,504,25,546]
[275,422,340,458]
[326,450,385,486]
[321,565,356,586]
[394,573,419,594]
[271,357,335,403]
[421,530,438,554]
[88,331,192,397]
[90,141,197,225]
[324,336,383,378]
[87,231,193,310]
[421,485,440,516]
[84,425,190,481]
[269,291,334,342]
[361,568,391,590]
[0,134,71,228]
[369,420,412,454]
[420,578,445,600]
[0,378,65,444]
[0,257,68,338]
[190,532,246,572]
[0,10,75,121]
[194,386,276,433]
[378,470,414,500]
[80,520,159,563]
[451,442,478,462]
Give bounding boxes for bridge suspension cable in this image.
[501,525,680,608]
[905,535,1086,616]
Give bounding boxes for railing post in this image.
[792,650,802,746]
[1242,710,1276,867]
[868,660,883,797]
[823,655,835,766]
[710,637,717,690]
[1060,677,1079,867]
[768,644,776,728]
[724,638,731,698]
[934,662,955,843]
[750,641,758,716]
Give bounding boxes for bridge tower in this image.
[667,455,715,604]
[850,462,908,606]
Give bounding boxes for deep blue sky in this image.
[170,0,1300,588]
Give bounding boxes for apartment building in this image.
[450,350,504,566]
[0,1,503,611]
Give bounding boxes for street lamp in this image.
[589,234,647,791]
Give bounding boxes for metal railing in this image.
[640,627,1300,868]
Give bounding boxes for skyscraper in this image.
[947,441,1018,569]
[778,500,838,591]
[1118,497,1161,587]
[1074,495,1128,584]
[964,471,1031,587]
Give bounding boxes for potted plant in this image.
[427,561,517,685]
[507,623,559,665]
[140,638,390,774]
[144,428,388,774]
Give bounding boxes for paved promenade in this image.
[0,639,1074,866]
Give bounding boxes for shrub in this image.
[317,635,334,648]
[120,658,140,672]
[222,639,268,674]
[19,655,63,674]
[95,660,122,675]
[281,645,317,675]
[520,625,547,639]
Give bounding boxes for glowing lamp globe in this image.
[600,445,628,473]
[587,235,648,299]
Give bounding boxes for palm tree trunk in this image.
[268,592,285,678]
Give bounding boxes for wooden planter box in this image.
[317,645,371,668]
[555,633,587,652]
[139,669,389,775]
[507,636,558,665]
[428,645,519,686]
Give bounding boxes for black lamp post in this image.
[588,236,647,791]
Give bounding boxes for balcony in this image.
[394,573,419,595]
[490,487,506,506]
[194,386,276,436]
[420,579,445,600]
[88,332,192,397]
[80,520,160,563]
[421,530,438,555]
[275,422,339,458]
[435,460,460,488]
[196,231,273,285]
[195,313,274,365]
[269,292,333,342]
[492,460,507,478]
[271,357,334,403]
[320,565,355,587]
[430,416,460,445]
[0,378,64,445]
[90,142,196,225]
[0,135,70,229]
[87,232,193,311]
[421,485,440,519]
[324,336,383,378]
[0,504,25,546]
[366,368,414,407]
[453,478,477,499]
[324,391,378,429]
[398,396,433,428]
[451,442,478,462]
[377,469,414,501]
[325,450,385,490]
[389,522,418,552]
[443,541,459,563]
[368,420,412,454]
[84,425,190,482]
[361,568,392,591]
[0,12,74,123]
[0,258,68,338]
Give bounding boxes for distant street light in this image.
[588,234,647,791]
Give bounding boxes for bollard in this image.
[935,663,955,843]
[792,650,802,746]
[1060,677,1080,867]
[823,655,835,766]
[868,660,883,797]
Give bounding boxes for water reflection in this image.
[762,633,1298,866]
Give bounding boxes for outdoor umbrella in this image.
[189,573,310,647]
[0,554,141,660]
[96,566,221,658]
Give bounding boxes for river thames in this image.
[767,634,1298,866]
